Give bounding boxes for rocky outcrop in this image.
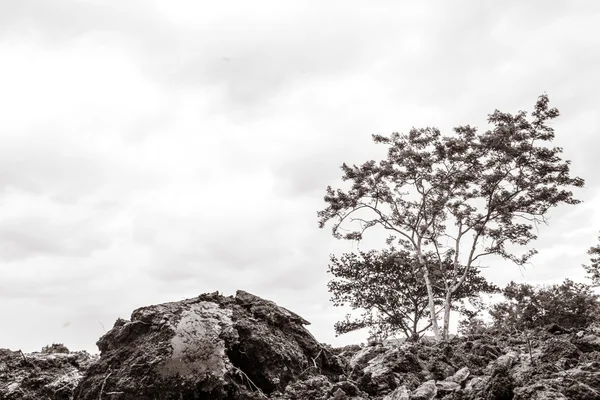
[0,345,97,399]
[74,290,345,400]
[3,291,600,399]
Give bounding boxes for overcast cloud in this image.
[1,0,599,353]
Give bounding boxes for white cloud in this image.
[0,0,599,353]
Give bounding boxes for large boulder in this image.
[74,290,344,400]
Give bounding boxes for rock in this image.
[356,347,422,394]
[587,322,600,336]
[574,334,600,353]
[490,351,519,373]
[410,380,437,400]
[557,362,600,395]
[382,385,409,400]
[331,387,348,400]
[464,376,486,393]
[546,323,569,335]
[330,380,364,398]
[446,366,470,383]
[480,366,514,400]
[435,380,461,392]
[513,384,569,400]
[348,345,388,370]
[539,337,581,365]
[274,375,332,400]
[74,290,344,400]
[0,347,97,400]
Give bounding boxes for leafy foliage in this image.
[328,247,498,341]
[457,317,490,336]
[584,232,600,286]
[41,343,70,354]
[318,94,584,339]
[490,279,600,330]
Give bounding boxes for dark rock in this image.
[381,385,409,399]
[74,290,344,400]
[273,375,332,400]
[411,380,437,400]
[330,380,362,397]
[513,383,568,399]
[483,370,514,400]
[0,347,97,400]
[546,323,569,335]
[446,366,470,384]
[574,334,600,353]
[435,380,461,392]
[539,337,581,366]
[356,347,422,394]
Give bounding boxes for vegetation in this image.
[41,343,70,354]
[490,279,600,330]
[328,246,498,341]
[584,232,600,286]
[318,94,584,340]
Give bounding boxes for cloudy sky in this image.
[1,0,599,353]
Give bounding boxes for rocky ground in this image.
[1,291,600,399]
[0,344,97,399]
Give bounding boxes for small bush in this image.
[490,279,600,331]
[41,343,70,354]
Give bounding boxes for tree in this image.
[317,94,584,340]
[584,232,600,286]
[490,279,600,330]
[327,247,498,342]
[457,317,489,336]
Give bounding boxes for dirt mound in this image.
[74,290,345,400]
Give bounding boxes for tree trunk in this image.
[443,292,452,340]
[412,311,419,341]
[422,267,441,340]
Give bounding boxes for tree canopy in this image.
[328,247,498,341]
[490,279,600,330]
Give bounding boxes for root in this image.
[232,366,267,398]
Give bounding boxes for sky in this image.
[1,0,599,354]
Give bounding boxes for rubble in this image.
[0,346,97,399]
[2,291,600,399]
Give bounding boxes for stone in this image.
[381,385,409,400]
[358,347,421,393]
[574,334,600,353]
[74,290,344,400]
[546,323,569,335]
[411,380,437,400]
[0,347,96,400]
[436,380,461,392]
[490,351,519,372]
[513,384,568,400]
[539,337,581,364]
[446,366,470,383]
